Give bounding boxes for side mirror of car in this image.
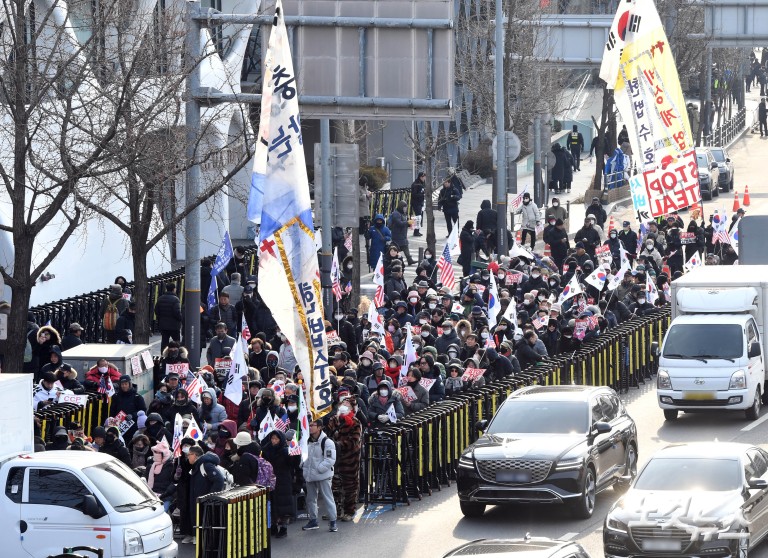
[83,494,105,519]
[475,419,488,432]
[749,342,762,359]
[592,422,612,435]
[651,341,660,357]
[710,162,718,170]
[726,158,731,163]
[748,478,768,490]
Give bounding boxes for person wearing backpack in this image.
[186,446,225,545]
[262,429,298,538]
[100,284,129,343]
[301,419,338,532]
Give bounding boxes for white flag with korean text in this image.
[253,1,332,418]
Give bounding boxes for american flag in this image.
[712,210,731,244]
[274,415,288,432]
[510,187,528,210]
[436,243,456,290]
[97,375,115,397]
[331,247,343,301]
[185,372,203,404]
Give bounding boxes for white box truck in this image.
[656,265,768,421]
[0,374,177,558]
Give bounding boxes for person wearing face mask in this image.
[521,266,547,294]
[402,368,430,414]
[324,395,363,521]
[165,388,201,426]
[604,228,624,269]
[249,388,288,433]
[145,439,176,512]
[366,214,392,270]
[405,290,422,317]
[418,323,436,348]
[384,264,407,301]
[630,289,656,316]
[200,388,227,432]
[574,217,601,259]
[419,249,437,277]
[417,354,445,403]
[127,433,150,469]
[542,216,558,248]
[367,381,404,425]
[259,350,287,384]
[618,221,638,262]
[435,320,461,354]
[99,425,132,466]
[545,197,568,224]
[248,337,269,369]
[332,310,359,361]
[206,322,236,367]
[211,419,238,458]
[558,325,581,353]
[84,358,122,391]
[639,236,663,270]
[158,340,189,388]
[378,358,400,388]
[144,412,171,445]
[513,192,542,250]
[174,438,197,543]
[392,302,414,329]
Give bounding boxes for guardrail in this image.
[363,307,670,508]
[370,189,412,218]
[29,247,259,342]
[701,107,746,147]
[197,486,271,558]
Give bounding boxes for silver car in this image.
[709,146,734,192]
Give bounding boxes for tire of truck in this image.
[663,409,678,421]
[746,387,761,421]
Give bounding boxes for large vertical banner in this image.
[251,0,332,417]
[600,0,699,220]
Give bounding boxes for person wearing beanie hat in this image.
[136,410,148,430]
[128,433,151,469]
[108,373,146,441]
[444,362,465,396]
[90,426,107,450]
[368,381,404,425]
[46,425,71,451]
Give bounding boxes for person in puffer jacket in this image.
[300,420,338,531]
[145,439,176,512]
[199,388,227,431]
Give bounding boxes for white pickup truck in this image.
[655,265,768,421]
[0,374,177,558]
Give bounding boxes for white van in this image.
[0,374,177,558]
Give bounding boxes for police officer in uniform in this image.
[568,125,584,171]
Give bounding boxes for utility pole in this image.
[320,119,333,319]
[494,0,508,256]
[184,0,202,368]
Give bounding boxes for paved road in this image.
[178,88,768,558]
[175,382,768,558]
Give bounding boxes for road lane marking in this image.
[560,532,579,541]
[741,412,768,431]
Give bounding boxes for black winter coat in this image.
[100,439,132,466]
[189,453,225,508]
[476,200,498,233]
[110,388,147,419]
[146,459,176,498]
[262,431,297,517]
[155,293,183,331]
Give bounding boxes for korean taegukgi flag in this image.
[253,0,332,418]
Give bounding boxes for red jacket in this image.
[85,364,121,386]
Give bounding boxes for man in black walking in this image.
[759,98,767,137]
[568,125,584,171]
[154,283,183,351]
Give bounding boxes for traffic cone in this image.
[606,215,616,233]
[515,229,522,244]
[733,191,740,213]
[743,185,751,206]
[662,264,671,278]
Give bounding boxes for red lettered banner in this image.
[461,367,486,382]
[643,149,700,217]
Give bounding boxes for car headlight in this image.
[700,172,709,181]
[729,370,746,390]
[458,452,475,469]
[124,528,144,556]
[606,516,627,533]
[555,457,582,471]
[657,369,672,389]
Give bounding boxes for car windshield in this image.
[696,153,708,167]
[487,400,588,435]
[634,457,742,491]
[83,460,158,512]
[663,324,743,359]
[710,149,726,163]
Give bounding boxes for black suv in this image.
[457,385,638,519]
[444,537,592,558]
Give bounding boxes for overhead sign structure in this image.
[702,0,768,47]
[600,0,699,221]
[531,15,612,68]
[248,0,455,120]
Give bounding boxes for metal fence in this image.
[29,247,260,342]
[701,107,746,147]
[364,307,670,508]
[369,189,412,218]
